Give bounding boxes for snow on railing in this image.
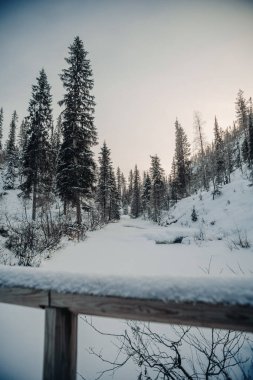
[0,265,253,380]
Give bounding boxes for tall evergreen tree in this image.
[108,166,120,221]
[213,116,225,186]
[57,36,97,224]
[130,165,141,218]
[6,111,18,158]
[116,167,122,203]
[3,111,18,189]
[141,172,152,219]
[223,128,234,183]
[121,172,128,215]
[18,118,29,154]
[127,169,134,205]
[150,155,165,223]
[193,111,208,190]
[169,158,178,203]
[174,120,191,198]
[51,114,62,193]
[21,69,53,220]
[235,89,248,138]
[96,142,120,222]
[248,97,253,166]
[96,142,111,222]
[0,107,3,152]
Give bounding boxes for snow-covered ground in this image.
[0,169,253,379]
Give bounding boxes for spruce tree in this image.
[235,89,248,138]
[116,167,122,204]
[150,155,165,223]
[127,169,134,205]
[6,111,18,158]
[130,165,141,218]
[18,118,29,155]
[96,142,120,222]
[121,173,128,215]
[142,173,152,219]
[108,166,120,221]
[193,112,208,190]
[223,128,234,183]
[57,36,97,224]
[213,116,225,186]
[0,108,3,152]
[169,158,178,203]
[97,142,111,222]
[51,115,62,193]
[174,120,191,198]
[21,69,53,220]
[248,98,253,166]
[3,111,18,189]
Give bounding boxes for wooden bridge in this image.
[0,266,252,380]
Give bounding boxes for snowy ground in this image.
[0,169,253,379]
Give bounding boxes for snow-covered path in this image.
[42,215,253,278]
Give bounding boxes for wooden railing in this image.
[0,268,253,380]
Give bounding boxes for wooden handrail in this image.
[0,267,253,380]
[0,286,253,332]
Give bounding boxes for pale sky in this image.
[0,0,253,175]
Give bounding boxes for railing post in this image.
[43,307,77,380]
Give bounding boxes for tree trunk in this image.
[64,199,67,216]
[76,195,82,225]
[32,181,37,221]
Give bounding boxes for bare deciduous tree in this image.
[82,318,253,380]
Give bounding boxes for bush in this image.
[191,207,198,222]
[5,212,65,266]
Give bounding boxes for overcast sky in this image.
[0,0,253,174]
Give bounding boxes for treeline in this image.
[0,36,252,232]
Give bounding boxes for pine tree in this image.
[18,117,30,183]
[235,89,248,138]
[142,173,152,219]
[130,165,141,218]
[242,138,249,163]
[3,111,18,189]
[18,118,29,155]
[127,169,134,205]
[116,167,122,203]
[223,128,234,183]
[0,107,3,152]
[57,36,97,224]
[51,115,62,194]
[121,173,128,215]
[21,69,53,220]
[174,120,191,198]
[96,142,120,222]
[150,155,165,223]
[6,111,18,158]
[193,111,208,190]
[108,166,120,221]
[213,116,225,186]
[96,142,111,222]
[169,158,178,203]
[248,98,253,166]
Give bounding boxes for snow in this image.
[0,168,253,379]
[1,265,253,305]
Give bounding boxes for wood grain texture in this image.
[43,307,77,380]
[51,293,253,332]
[0,287,48,308]
[0,286,252,332]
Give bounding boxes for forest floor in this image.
[0,169,253,379]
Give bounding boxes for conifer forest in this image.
[1,2,253,380]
